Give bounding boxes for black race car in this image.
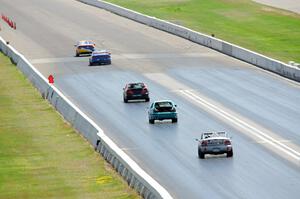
[123,82,150,103]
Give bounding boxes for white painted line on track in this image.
[30,57,89,64]
[179,89,300,162]
[120,147,140,151]
[255,139,292,144]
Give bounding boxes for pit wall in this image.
[0,37,173,199]
[78,0,300,82]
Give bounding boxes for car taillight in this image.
[141,88,148,94]
[201,140,208,146]
[224,140,231,145]
[127,90,133,95]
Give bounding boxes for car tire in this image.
[227,150,233,158]
[172,118,178,123]
[76,52,79,57]
[198,150,205,159]
[123,97,128,103]
[145,98,150,102]
[149,119,154,124]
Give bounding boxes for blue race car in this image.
[148,100,177,124]
[89,50,111,66]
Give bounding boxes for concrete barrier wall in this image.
[78,0,300,82]
[0,37,172,199]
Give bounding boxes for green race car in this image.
[148,100,178,124]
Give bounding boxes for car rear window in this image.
[156,101,173,107]
[128,83,144,89]
[154,101,175,112]
[79,45,94,50]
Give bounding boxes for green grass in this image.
[0,53,139,199]
[105,0,300,63]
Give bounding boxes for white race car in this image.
[196,132,233,159]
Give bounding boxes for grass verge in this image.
[105,0,300,63]
[0,52,139,199]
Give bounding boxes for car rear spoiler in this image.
[202,131,227,139]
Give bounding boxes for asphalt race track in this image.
[1,0,300,198]
[253,0,300,14]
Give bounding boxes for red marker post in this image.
[48,75,54,84]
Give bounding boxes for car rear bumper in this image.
[126,94,149,100]
[90,60,111,65]
[78,50,93,54]
[199,145,232,154]
[149,112,177,120]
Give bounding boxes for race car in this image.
[196,132,233,159]
[89,50,111,66]
[123,82,150,103]
[75,40,95,57]
[148,100,177,124]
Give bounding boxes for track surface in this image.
[253,0,300,13]
[1,1,300,199]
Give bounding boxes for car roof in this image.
[127,82,145,86]
[78,40,94,45]
[153,100,174,104]
[78,40,94,44]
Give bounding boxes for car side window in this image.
[150,103,154,108]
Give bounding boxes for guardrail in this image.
[0,37,173,199]
[78,0,300,82]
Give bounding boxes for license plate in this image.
[212,148,220,153]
